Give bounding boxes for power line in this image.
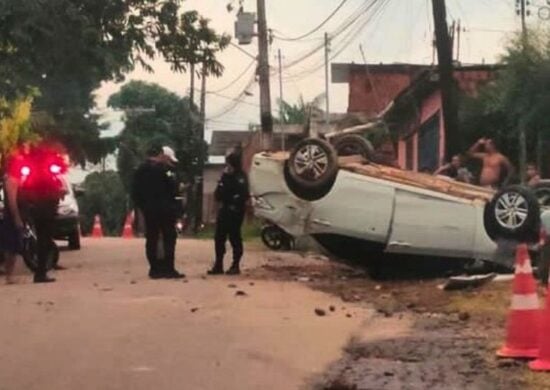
[207,91,261,108]
[273,0,350,41]
[209,59,256,94]
[229,41,257,60]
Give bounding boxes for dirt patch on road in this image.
[249,252,546,389]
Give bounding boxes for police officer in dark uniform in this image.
[132,145,184,279]
[208,151,249,275]
[4,143,67,283]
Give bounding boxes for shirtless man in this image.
[468,138,514,188]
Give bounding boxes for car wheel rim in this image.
[264,230,282,248]
[495,192,529,230]
[293,144,329,180]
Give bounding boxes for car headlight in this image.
[253,196,274,211]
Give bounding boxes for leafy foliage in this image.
[0,98,36,163]
[108,81,205,197]
[78,171,127,236]
[459,32,550,167]
[0,1,227,165]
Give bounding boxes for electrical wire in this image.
[282,0,390,82]
[273,0,350,41]
[277,0,382,75]
[209,59,256,94]
[207,91,261,108]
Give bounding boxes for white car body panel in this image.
[308,171,395,242]
[251,153,500,263]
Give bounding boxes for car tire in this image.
[68,229,81,250]
[261,225,286,251]
[286,138,338,201]
[484,185,540,242]
[332,134,375,160]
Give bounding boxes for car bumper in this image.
[54,214,79,237]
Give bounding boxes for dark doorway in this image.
[417,113,440,173]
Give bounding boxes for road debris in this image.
[228,284,238,289]
[443,273,497,291]
[458,312,471,321]
[235,290,247,297]
[329,305,336,312]
[315,308,326,317]
[130,280,137,285]
[190,307,199,313]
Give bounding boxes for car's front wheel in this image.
[484,185,540,242]
[286,138,338,201]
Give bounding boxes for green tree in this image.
[108,81,203,197]
[78,171,127,236]
[0,1,226,165]
[459,33,550,173]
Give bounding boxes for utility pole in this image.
[431,0,460,160]
[324,32,331,128]
[194,62,207,233]
[256,0,273,149]
[519,0,528,183]
[456,20,461,62]
[277,48,285,151]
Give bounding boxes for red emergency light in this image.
[49,164,62,175]
[20,166,31,177]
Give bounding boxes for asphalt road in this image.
[0,238,374,390]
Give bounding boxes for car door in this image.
[386,188,476,258]
[307,170,395,243]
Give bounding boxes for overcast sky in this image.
[94,0,534,134]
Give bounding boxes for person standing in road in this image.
[132,145,184,279]
[207,151,249,275]
[468,138,514,189]
[3,143,67,283]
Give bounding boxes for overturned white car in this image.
[251,138,550,271]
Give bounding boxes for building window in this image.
[417,112,441,173]
[405,136,414,170]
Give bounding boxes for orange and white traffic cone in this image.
[530,266,550,370]
[121,212,134,239]
[497,244,540,359]
[91,215,104,238]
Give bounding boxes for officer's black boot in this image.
[34,273,56,283]
[207,258,224,275]
[226,261,240,275]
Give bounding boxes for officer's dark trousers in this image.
[27,200,57,276]
[214,210,244,267]
[143,209,177,273]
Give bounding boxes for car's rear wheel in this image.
[261,225,288,251]
[68,229,81,250]
[484,185,540,242]
[332,134,374,160]
[286,138,338,201]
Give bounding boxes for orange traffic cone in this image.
[122,212,134,239]
[529,275,550,370]
[497,244,540,358]
[91,215,103,238]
